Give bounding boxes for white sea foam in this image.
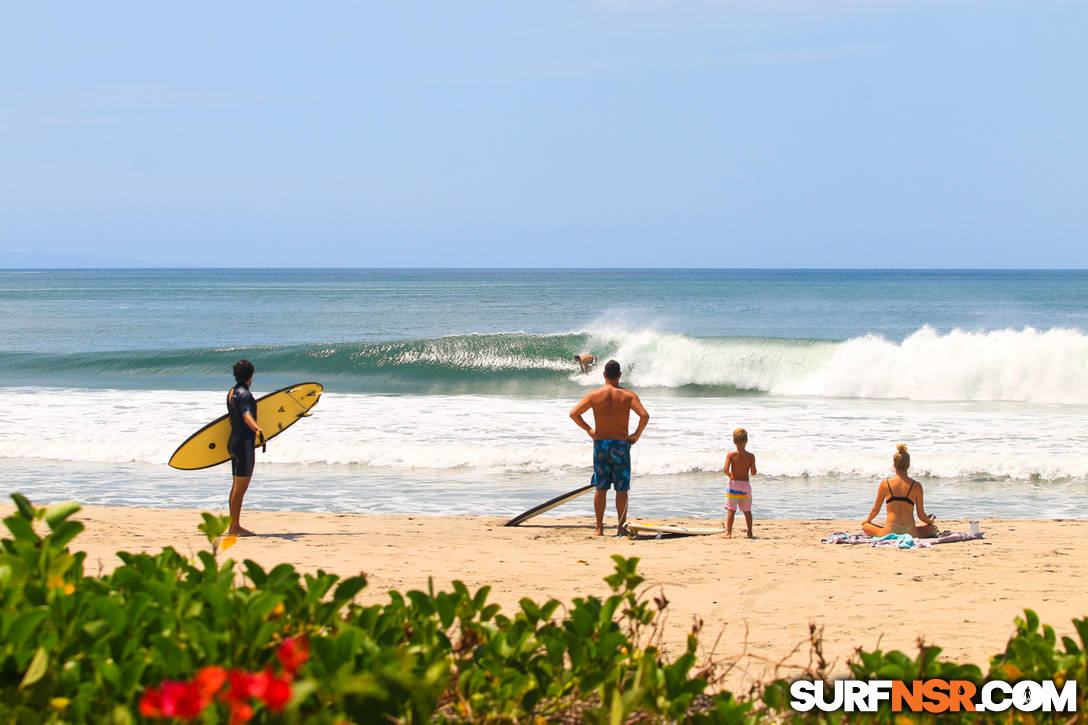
[570,326,816,391]
[577,325,1088,404]
[773,326,1088,403]
[3,387,1087,484]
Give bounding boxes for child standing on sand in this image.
[723,428,757,538]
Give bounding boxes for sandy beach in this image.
[9,503,1084,692]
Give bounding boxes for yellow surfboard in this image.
[168,382,323,470]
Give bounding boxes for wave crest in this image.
[769,326,1088,403]
[1,326,1085,403]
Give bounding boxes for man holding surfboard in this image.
[227,359,264,536]
[569,359,650,536]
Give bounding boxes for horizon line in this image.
[2,266,1088,273]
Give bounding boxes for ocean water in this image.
[2,269,1087,520]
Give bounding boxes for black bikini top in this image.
[885,478,916,505]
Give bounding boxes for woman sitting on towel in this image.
[862,444,939,538]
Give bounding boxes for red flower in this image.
[139,689,164,718]
[276,637,310,676]
[229,701,255,724]
[262,674,293,711]
[224,669,270,703]
[141,652,300,722]
[194,666,228,699]
[158,681,206,720]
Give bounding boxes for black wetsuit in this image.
[227,383,257,477]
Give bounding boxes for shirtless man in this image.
[574,354,597,375]
[569,359,650,536]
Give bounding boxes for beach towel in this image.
[914,530,986,548]
[820,532,870,545]
[821,530,985,549]
[871,533,915,549]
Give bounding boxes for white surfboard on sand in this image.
[627,521,726,538]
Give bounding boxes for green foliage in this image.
[987,608,1088,719]
[1,492,1086,724]
[0,494,357,723]
[756,612,1088,723]
[848,644,983,685]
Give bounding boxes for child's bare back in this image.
[723,428,757,538]
[724,449,756,481]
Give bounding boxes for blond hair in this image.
[733,428,748,445]
[893,443,910,472]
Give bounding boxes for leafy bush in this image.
[1,495,365,723]
[1,492,1085,724]
[0,494,754,723]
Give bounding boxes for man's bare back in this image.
[569,380,649,441]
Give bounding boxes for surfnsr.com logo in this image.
[789,679,1077,714]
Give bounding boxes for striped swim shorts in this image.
[725,479,752,513]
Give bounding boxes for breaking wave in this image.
[1,326,1085,403]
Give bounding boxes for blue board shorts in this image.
[592,439,631,491]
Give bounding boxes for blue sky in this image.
[1,1,1085,268]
